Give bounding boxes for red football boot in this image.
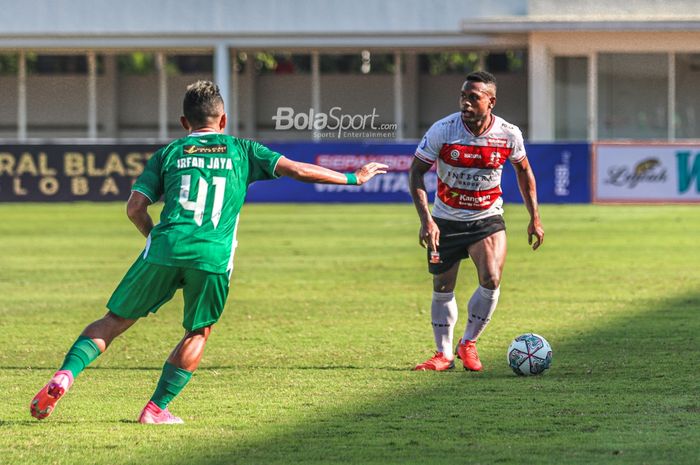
[456,339,483,371]
[413,352,455,371]
[30,370,74,420]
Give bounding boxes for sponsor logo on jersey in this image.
[437,182,502,210]
[487,151,502,168]
[441,170,497,190]
[486,137,509,147]
[439,144,510,169]
[183,144,228,155]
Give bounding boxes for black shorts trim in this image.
[427,215,506,275]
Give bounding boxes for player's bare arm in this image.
[408,156,440,251]
[513,156,544,250]
[126,191,154,238]
[274,157,387,185]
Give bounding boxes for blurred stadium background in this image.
[1,2,699,464]
[0,0,698,204]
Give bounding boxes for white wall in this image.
[529,0,700,17]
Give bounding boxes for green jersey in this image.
[132,132,283,274]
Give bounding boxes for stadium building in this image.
[0,0,698,142]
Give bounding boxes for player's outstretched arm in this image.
[126,191,154,238]
[274,157,388,185]
[513,156,544,250]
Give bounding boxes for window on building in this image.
[254,53,310,74]
[233,52,248,73]
[358,52,394,74]
[320,53,394,74]
[419,51,525,75]
[27,54,104,75]
[675,53,700,139]
[487,51,525,74]
[169,54,213,74]
[419,52,481,75]
[554,56,588,140]
[117,52,158,75]
[598,53,668,140]
[0,53,19,75]
[251,52,395,75]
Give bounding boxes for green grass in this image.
[0,203,698,465]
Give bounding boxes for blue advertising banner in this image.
[502,142,590,204]
[247,142,421,203]
[247,142,591,204]
[0,142,590,203]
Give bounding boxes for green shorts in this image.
[106,256,229,331]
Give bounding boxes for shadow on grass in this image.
[131,291,699,465]
[9,365,413,371]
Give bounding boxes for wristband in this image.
[345,173,358,185]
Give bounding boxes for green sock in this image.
[59,336,101,378]
[150,362,193,410]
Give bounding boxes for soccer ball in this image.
[507,333,552,376]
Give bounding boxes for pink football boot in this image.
[138,401,184,424]
[30,370,74,420]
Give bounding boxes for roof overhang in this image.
[0,33,528,52]
[463,17,700,33]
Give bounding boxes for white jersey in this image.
[415,112,526,221]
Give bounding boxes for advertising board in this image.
[594,143,700,203]
[0,142,591,204]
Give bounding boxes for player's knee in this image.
[106,311,136,326]
[433,272,458,292]
[434,284,453,293]
[480,274,500,289]
[106,311,125,322]
[433,279,456,293]
[187,325,212,339]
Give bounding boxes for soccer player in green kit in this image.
[30,80,387,424]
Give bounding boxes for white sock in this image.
[463,285,500,342]
[431,291,458,356]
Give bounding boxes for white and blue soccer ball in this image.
[507,333,552,376]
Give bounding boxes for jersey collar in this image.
[189,129,219,137]
[462,114,496,138]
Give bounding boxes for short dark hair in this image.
[465,71,497,98]
[182,80,224,126]
[466,70,497,88]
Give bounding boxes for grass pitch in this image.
[0,203,698,465]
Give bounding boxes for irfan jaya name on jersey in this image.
[177,157,234,170]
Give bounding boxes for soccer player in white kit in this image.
[409,71,544,371]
